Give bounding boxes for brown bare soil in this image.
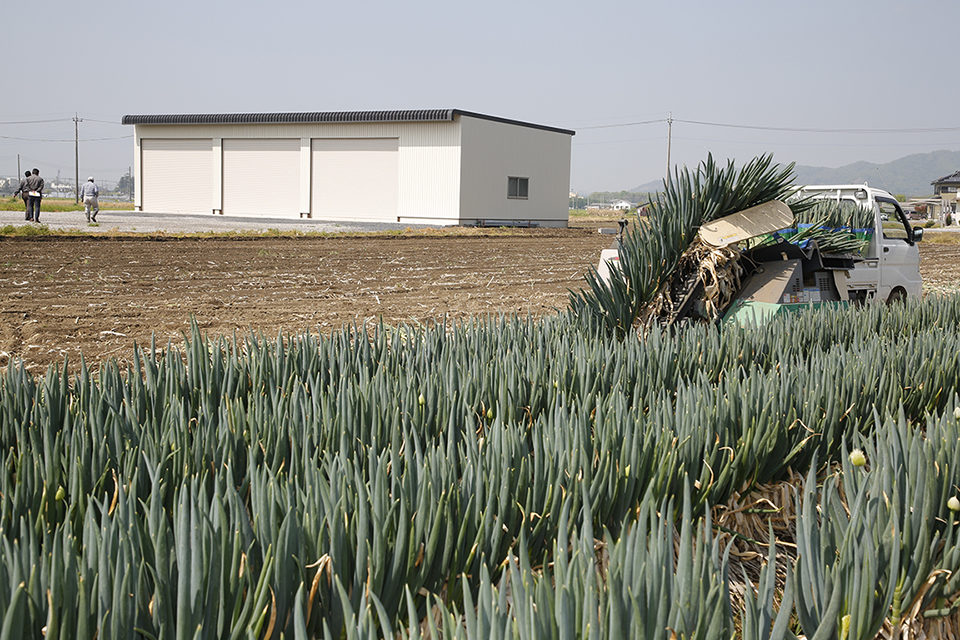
[0,231,612,371]
[920,242,960,295]
[1,235,956,372]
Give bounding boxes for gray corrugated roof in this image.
[121,109,575,135]
[932,170,960,185]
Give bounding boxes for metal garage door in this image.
[222,138,300,217]
[141,138,212,214]
[311,138,399,221]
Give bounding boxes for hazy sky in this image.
[4,0,959,192]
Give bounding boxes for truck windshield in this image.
[878,200,911,241]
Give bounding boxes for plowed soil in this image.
[1,235,956,372]
[0,231,612,371]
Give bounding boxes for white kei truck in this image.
[596,184,924,321]
[793,185,922,304]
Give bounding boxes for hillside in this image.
[630,149,960,197]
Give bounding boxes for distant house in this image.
[932,170,960,195]
[907,198,939,218]
[932,171,959,221]
[611,200,633,211]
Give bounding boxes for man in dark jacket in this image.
[24,168,43,222]
[12,171,31,220]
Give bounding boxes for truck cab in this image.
[794,185,923,303]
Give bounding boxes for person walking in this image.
[79,176,99,222]
[24,168,44,223]
[12,171,31,221]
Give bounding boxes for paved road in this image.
[4,208,956,236]
[0,209,438,234]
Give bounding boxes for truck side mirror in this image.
[912,227,923,243]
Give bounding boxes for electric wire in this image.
[674,118,960,134]
[0,118,73,125]
[571,115,960,134]
[0,134,132,142]
[80,118,124,125]
[578,119,666,130]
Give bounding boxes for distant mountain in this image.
[630,178,666,193]
[791,150,960,196]
[630,150,960,197]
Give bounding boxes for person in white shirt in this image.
[23,169,43,222]
[79,176,99,222]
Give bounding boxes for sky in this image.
[3,0,960,192]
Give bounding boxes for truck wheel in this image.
[887,287,907,304]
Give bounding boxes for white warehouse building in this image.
[122,109,574,227]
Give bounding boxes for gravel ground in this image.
[0,209,437,234]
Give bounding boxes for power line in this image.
[82,135,133,141]
[0,116,123,126]
[0,118,72,125]
[572,115,960,134]
[669,134,960,149]
[0,135,78,142]
[0,134,132,142]
[674,118,960,134]
[81,117,124,125]
[578,118,666,130]
[573,136,667,146]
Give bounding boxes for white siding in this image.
[395,124,461,225]
[222,138,300,217]
[212,138,222,211]
[311,139,398,221]
[133,136,141,209]
[298,138,311,216]
[140,138,213,214]
[131,118,574,226]
[457,117,571,227]
[133,122,462,223]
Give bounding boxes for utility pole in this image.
[73,113,82,203]
[17,154,20,178]
[665,112,673,186]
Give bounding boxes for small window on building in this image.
[508,177,529,199]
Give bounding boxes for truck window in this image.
[836,199,864,221]
[878,200,910,241]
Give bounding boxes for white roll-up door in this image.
[141,138,212,214]
[311,138,399,221]
[222,138,300,217]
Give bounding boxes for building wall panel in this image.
[222,138,300,217]
[395,124,461,224]
[140,138,213,214]
[458,117,571,227]
[134,122,462,223]
[311,138,399,221]
[134,119,571,226]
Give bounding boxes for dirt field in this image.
[1,234,957,371]
[0,231,612,370]
[919,243,960,295]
